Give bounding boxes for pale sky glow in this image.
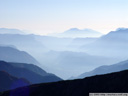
[0,0,128,35]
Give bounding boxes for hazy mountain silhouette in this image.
[34,35,98,52]
[34,35,73,51]
[1,69,128,96]
[40,51,119,79]
[67,37,97,51]
[78,59,128,78]
[0,71,30,92]
[0,34,48,59]
[0,46,39,65]
[49,28,103,38]
[0,61,62,84]
[0,28,125,79]
[81,28,128,60]
[0,28,26,34]
[0,28,102,63]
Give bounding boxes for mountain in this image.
[0,28,101,64]
[0,71,30,92]
[0,46,39,65]
[39,51,119,79]
[1,69,128,96]
[49,28,103,38]
[33,35,98,52]
[0,61,62,84]
[0,28,25,34]
[78,59,128,78]
[81,28,128,60]
[34,35,73,51]
[9,62,60,77]
[0,34,48,59]
[67,37,98,51]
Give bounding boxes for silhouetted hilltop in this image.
[1,69,128,96]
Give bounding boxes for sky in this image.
[0,0,128,35]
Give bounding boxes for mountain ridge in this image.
[81,28,128,60]
[1,69,128,96]
[0,46,39,65]
[0,28,26,34]
[0,61,62,85]
[77,59,128,78]
[49,28,103,38]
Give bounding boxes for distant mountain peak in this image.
[103,27,128,38]
[67,28,80,31]
[49,28,103,38]
[108,28,128,34]
[116,27,128,31]
[0,28,26,34]
[66,28,97,32]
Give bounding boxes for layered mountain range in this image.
[0,28,128,79]
[0,61,62,92]
[0,45,62,92]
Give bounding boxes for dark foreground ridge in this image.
[1,70,128,96]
